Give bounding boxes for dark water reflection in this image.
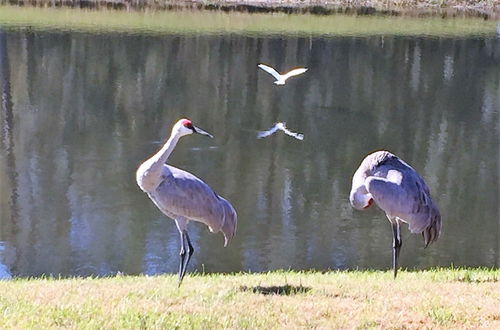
[0,30,498,278]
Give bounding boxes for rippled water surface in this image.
[0,19,498,278]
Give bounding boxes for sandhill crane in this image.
[349,150,441,278]
[257,64,308,85]
[136,118,237,286]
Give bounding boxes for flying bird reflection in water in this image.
[257,63,308,85]
[349,150,441,278]
[257,122,304,140]
[136,119,237,286]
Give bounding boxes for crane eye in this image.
[181,119,194,130]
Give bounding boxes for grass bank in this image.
[0,268,498,328]
[0,5,496,36]
[2,0,499,19]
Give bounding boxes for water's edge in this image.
[2,0,499,19]
[0,5,495,37]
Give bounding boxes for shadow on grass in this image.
[240,284,311,296]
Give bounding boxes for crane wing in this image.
[282,67,308,80]
[149,165,237,245]
[258,64,282,80]
[365,165,441,243]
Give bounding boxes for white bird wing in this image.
[282,67,308,80]
[257,123,281,138]
[149,165,237,245]
[280,125,304,140]
[258,64,282,81]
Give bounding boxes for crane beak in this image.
[193,125,214,138]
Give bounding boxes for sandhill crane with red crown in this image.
[136,118,237,286]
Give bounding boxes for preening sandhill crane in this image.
[136,119,237,286]
[349,151,441,278]
[257,64,308,85]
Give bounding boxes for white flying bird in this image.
[257,122,304,140]
[257,64,308,85]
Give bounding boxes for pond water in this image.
[0,16,499,278]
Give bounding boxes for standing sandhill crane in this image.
[349,151,441,278]
[136,118,237,286]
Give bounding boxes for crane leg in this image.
[178,231,186,286]
[178,230,194,286]
[391,221,402,279]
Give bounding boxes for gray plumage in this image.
[148,166,237,245]
[136,118,237,285]
[350,150,441,278]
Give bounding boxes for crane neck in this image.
[136,130,182,192]
[151,131,181,167]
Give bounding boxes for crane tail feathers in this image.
[423,212,441,248]
[220,202,237,247]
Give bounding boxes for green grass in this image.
[0,5,496,37]
[0,268,498,328]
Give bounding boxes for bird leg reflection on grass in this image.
[391,220,402,279]
[178,230,194,287]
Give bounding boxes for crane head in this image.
[349,184,374,210]
[174,118,213,138]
